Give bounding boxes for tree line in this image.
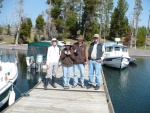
[0,0,147,48]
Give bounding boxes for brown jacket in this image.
[72,42,88,64]
[60,48,74,66]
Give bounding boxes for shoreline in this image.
[0,44,150,57]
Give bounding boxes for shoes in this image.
[95,85,100,90]
[52,76,57,88]
[44,86,48,90]
[44,78,49,90]
[81,85,85,88]
[52,83,57,88]
[86,84,92,89]
[72,84,77,88]
[64,86,69,89]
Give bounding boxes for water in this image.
[103,57,150,113]
[0,49,45,112]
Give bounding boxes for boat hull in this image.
[0,87,10,108]
[103,57,130,69]
[0,63,18,108]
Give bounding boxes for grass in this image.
[137,46,150,50]
[0,37,15,44]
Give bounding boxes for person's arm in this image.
[46,47,50,68]
[70,49,75,60]
[60,49,66,60]
[84,45,88,65]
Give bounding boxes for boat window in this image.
[106,47,113,52]
[114,47,120,51]
[122,47,127,52]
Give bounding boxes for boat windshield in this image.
[122,47,127,52]
[106,47,113,52]
[114,47,120,51]
[0,49,16,62]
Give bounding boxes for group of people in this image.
[44,34,103,90]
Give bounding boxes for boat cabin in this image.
[103,42,129,57]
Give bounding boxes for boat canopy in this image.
[27,42,52,60]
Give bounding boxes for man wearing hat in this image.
[60,41,74,89]
[44,38,60,90]
[72,35,88,88]
[87,34,103,90]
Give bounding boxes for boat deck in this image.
[3,65,113,113]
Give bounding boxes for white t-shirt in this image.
[91,43,98,59]
[46,46,60,64]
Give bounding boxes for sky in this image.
[0,0,150,27]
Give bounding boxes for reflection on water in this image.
[0,49,45,112]
[103,57,150,113]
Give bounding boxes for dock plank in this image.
[3,65,110,113]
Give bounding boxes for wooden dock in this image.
[3,65,114,113]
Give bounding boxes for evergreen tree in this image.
[46,0,78,40]
[0,0,3,13]
[137,26,146,46]
[110,0,129,39]
[82,0,99,41]
[35,14,44,40]
[6,24,11,35]
[19,18,32,43]
[63,0,78,38]
[0,26,2,35]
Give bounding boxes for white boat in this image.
[102,38,130,69]
[0,50,18,108]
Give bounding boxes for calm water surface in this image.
[103,57,150,113]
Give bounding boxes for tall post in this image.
[15,0,23,45]
[130,0,136,49]
[132,0,142,49]
[48,0,51,39]
[79,0,82,28]
[134,15,139,49]
[145,11,150,49]
[99,0,103,39]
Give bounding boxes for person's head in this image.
[93,34,100,43]
[65,41,72,50]
[51,38,57,46]
[76,35,84,44]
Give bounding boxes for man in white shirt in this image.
[44,38,60,90]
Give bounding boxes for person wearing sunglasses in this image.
[44,38,60,90]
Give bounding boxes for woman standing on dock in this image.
[44,38,60,90]
[60,42,74,89]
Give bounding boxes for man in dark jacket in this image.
[87,34,103,90]
[72,35,88,88]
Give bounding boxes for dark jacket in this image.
[60,48,74,66]
[72,42,88,64]
[88,42,103,60]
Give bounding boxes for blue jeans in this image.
[73,64,84,86]
[62,66,73,86]
[88,60,101,86]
